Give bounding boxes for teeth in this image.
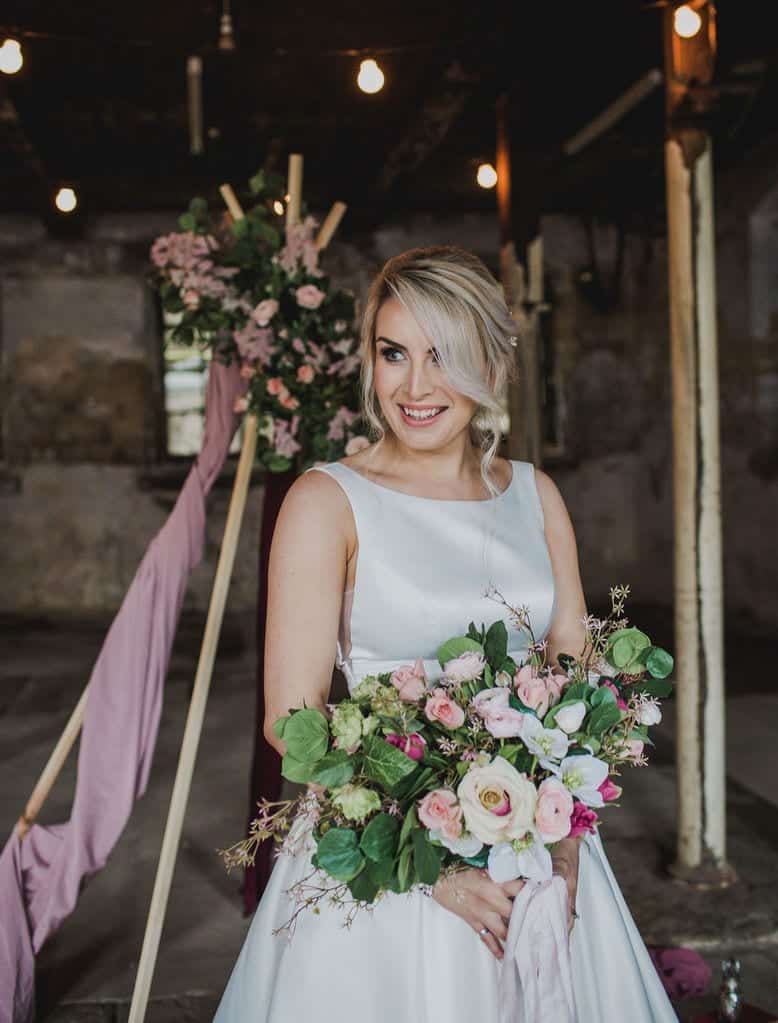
[402,406,444,420]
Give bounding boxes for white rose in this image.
[456,755,537,845]
[554,701,587,734]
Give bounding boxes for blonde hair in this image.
[359,245,518,497]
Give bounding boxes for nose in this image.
[405,356,435,400]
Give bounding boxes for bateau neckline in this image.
[335,460,516,504]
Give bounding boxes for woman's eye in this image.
[380,347,404,362]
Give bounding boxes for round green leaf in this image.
[281,753,316,784]
[646,647,674,679]
[283,708,330,763]
[360,813,401,862]
[315,828,364,881]
[412,828,443,885]
[348,865,379,904]
[311,750,354,788]
[436,636,484,668]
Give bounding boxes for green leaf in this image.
[178,212,196,231]
[463,847,489,868]
[360,813,401,862]
[283,708,330,763]
[412,828,443,885]
[248,170,266,195]
[397,844,414,892]
[484,620,508,667]
[587,703,623,737]
[366,856,395,887]
[646,647,674,679]
[189,196,208,216]
[316,828,364,881]
[590,686,617,708]
[500,656,518,676]
[399,804,418,849]
[362,734,418,790]
[281,753,316,783]
[311,750,354,787]
[348,865,378,903]
[483,663,494,688]
[633,678,674,699]
[265,454,292,473]
[564,682,592,701]
[509,693,537,715]
[272,715,289,740]
[606,627,651,670]
[436,636,484,668]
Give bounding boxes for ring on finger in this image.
[478,926,490,938]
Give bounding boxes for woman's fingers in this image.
[483,908,509,942]
[500,877,526,899]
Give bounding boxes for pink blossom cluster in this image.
[327,405,361,441]
[277,216,322,276]
[273,415,301,458]
[151,231,239,310]
[233,322,277,367]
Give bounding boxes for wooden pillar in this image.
[663,1,733,883]
[496,94,543,466]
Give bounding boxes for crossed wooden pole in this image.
[14,153,347,1022]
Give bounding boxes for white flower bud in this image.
[554,701,587,734]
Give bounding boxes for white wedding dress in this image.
[214,459,678,1022]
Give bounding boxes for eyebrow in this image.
[375,335,436,354]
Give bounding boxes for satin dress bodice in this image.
[306,459,557,688]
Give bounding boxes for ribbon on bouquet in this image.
[498,874,577,1023]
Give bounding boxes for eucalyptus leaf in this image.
[316,827,364,881]
[646,647,674,679]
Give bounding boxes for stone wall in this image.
[1,198,776,634]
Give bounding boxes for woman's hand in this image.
[432,867,525,961]
[551,836,581,933]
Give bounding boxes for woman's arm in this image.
[533,467,588,668]
[262,470,354,754]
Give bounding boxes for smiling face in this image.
[372,296,478,451]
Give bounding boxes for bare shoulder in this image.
[531,467,577,540]
[275,467,355,554]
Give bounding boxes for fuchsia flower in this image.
[385,732,426,762]
[568,801,599,838]
[598,778,623,803]
[602,680,628,711]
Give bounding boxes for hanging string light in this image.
[673,4,702,39]
[357,58,385,94]
[0,37,23,75]
[218,0,235,51]
[55,187,78,214]
[477,162,497,189]
[273,200,284,216]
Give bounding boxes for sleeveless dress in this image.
[213,459,678,1022]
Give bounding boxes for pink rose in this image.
[253,298,279,325]
[232,396,248,414]
[385,732,426,762]
[603,680,628,711]
[296,364,315,384]
[424,688,466,730]
[514,665,565,718]
[390,658,427,701]
[483,708,526,739]
[345,435,370,456]
[598,778,622,803]
[295,284,325,310]
[266,377,284,396]
[443,651,485,684]
[534,777,574,842]
[239,364,256,379]
[279,394,300,410]
[568,801,599,838]
[417,789,463,841]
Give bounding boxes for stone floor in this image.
[1,607,776,1021]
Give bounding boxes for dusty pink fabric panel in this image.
[0,361,245,1023]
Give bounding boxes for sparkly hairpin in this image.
[508,335,518,347]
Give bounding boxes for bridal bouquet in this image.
[221,585,673,929]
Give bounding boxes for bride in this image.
[214,246,678,1021]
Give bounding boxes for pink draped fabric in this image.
[499,875,577,1023]
[0,360,246,1023]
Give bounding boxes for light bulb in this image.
[477,163,498,189]
[673,5,702,39]
[357,58,385,95]
[55,187,78,214]
[0,38,23,75]
[273,199,284,216]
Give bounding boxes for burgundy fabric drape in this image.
[242,468,296,914]
[0,361,245,1023]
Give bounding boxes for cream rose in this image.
[456,755,537,845]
